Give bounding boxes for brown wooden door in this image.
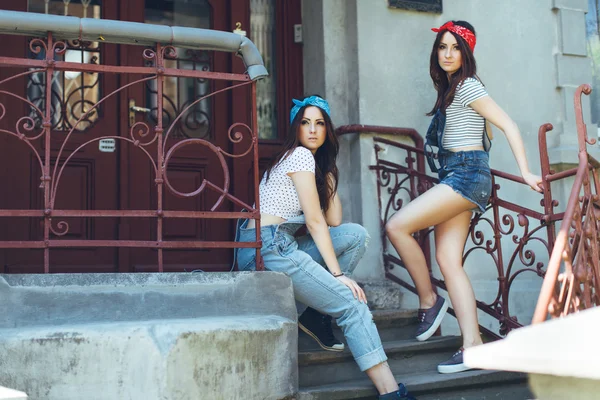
[0,0,302,273]
[118,0,304,272]
[0,0,122,273]
[118,0,249,272]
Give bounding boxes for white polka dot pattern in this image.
[259,146,316,219]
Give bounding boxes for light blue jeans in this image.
[235,216,387,371]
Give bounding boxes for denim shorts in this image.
[438,150,492,213]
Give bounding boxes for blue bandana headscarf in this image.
[289,96,331,124]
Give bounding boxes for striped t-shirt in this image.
[442,77,489,150]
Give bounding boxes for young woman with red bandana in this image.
[385,20,543,374]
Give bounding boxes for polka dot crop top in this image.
[259,146,316,219]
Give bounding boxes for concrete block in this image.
[555,54,593,87]
[0,272,298,400]
[559,9,587,56]
[0,318,296,400]
[553,0,588,11]
[0,272,296,329]
[529,374,600,400]
[359,280,403,310]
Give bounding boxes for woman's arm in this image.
[469,96,543,192]
[324,173,342,227]
[290,171,366,303]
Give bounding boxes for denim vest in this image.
[425,109,491,173]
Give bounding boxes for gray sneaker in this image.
[378,383,417,399]
[437,347,473,374]
[415,295,448,342]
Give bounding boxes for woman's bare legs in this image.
[434,211,483,349]
[385,184,475,309]
[366,362,399,395]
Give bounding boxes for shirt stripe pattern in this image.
[442,77,488,150]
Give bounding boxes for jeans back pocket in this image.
[236,248,256,271]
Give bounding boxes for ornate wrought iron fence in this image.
[533,84,600,323]
[0,11,267,272]
[341,84,598,338]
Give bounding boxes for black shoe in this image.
[298,307,344,352]
[378,383,417,399]
[437,347,473,374]
[415,295,448,342]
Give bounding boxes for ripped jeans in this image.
[236,218,387,371]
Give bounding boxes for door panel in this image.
[0,0,120,272]
[121,0,241,272]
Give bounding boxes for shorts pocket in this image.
[472,169,492,203]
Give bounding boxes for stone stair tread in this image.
[299,336,462,366]
[297,369,528,400]
[370,309,418,320]
[333,309,418,328]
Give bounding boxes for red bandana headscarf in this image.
[431,21,476,52]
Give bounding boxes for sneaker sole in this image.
[298,322,345,352]
[437,362,472,374]
[415,297,449,342]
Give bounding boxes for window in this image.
[27,0,102,132]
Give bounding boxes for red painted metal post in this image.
[156,43,165,273]
[251,81,263,271]
[43,32,54,273]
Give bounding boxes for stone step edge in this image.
[297,369,528,399]
[332,309,418,330]
[299,336,462,366]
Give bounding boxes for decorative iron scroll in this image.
[145,48,212,139]
[0,34,263,273]
[27,0,103,132]
[27,38,101,132]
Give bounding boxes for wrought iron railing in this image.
[532,84,600,323]
[341,84,598,338]
[0,11,267,272]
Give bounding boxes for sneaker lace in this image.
[453,347,465,357]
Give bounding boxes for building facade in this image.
[0,0,597,335]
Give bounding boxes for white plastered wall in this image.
[302,0,596,335]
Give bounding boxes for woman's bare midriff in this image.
[246,213,286,229]
[448,145,484,152]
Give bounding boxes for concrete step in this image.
[299,336,462,387]
[297,369,532,400]
[299,309,419,352]
[0,272,297,400]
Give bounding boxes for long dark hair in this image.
[265,101,339,212]
[427,20,479,116]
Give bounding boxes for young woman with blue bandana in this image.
[236,95,416,399]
